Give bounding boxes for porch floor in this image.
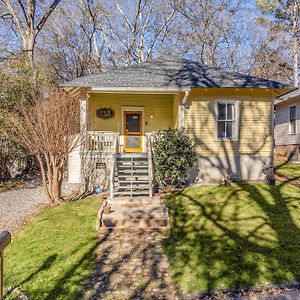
[99,196,168,230]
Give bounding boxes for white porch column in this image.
[178,90,190,128]
[80,89,88,132]
[178,104,185,128]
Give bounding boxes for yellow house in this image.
[61,56,292,197]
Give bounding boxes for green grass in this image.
[163,183,300,293]
[4,197,101,300]
[276,162,300,179]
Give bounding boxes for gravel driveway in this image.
[0,185,48,234]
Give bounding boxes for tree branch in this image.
[35,0,61,34]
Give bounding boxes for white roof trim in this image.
[90,86,189,93]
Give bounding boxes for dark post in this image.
[0,231,11,300]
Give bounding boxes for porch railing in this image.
[146,134,154,197]
[0,231,11,300]
[84,131,119,152]
[110,135,119,198]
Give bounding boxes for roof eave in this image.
[90,86,189,93]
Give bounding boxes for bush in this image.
[152,128,197,187]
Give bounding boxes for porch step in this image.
[116,185,149,189]
[113,191,150,196]
[117,174,149,178]
[117,180,149,184]
[118,165,148,169]
[118,169,148,174]
[112,152,151,198]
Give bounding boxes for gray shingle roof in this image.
[61,56,290,89]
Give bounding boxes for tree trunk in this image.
[23,35,35,69]
[293,2,299,87]
[52,165,62,204]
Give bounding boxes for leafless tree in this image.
[176,0,245,69]
[0,0,62,67]
[6,89,80,204]
[37,0,107,81]
[101,0,178,65]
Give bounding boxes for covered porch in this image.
[81,91,184,153]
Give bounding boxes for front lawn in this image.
[163,183,300,293]
[276,162,300,179]
[4,197,101,299]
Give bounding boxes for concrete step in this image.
[101,216,167,228]
[98,195,168,230]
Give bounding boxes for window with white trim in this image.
[289,105,296,134]
[217,102,236,140]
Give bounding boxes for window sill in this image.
[216,138,238,142]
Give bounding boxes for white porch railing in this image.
[84,131,119,152]
[110,135,118,198]
[146,133,154,197]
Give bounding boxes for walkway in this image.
[0,185,48,234]
[83,229,177,299]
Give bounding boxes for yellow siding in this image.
[186,89,273,157]
[88,93,174,133]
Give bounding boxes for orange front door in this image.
[124,111,143,152]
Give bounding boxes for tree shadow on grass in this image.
[5,254,58,298]
[43,234,111,300]
[163,182,300,294]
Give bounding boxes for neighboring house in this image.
[275,89,300,162]
[61,56,291,197]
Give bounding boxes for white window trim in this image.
[288,105,297,135]
[214,100,239,142]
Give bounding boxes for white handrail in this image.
[110,135,118,198]
[146,134,154,197]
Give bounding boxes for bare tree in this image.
[0,0,62,67]
[7,89,80,204]
[38,0,106,81]
[102,0,178,65]
[256,0,300,86]
[176,0,245,69]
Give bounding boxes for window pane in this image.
[126,113,141,132]
[290,106,296,121]
[227,103,234,120]
[290,120,296,134]
[218,103,226,120]
[218,121,226,138]
[226,121,233,138]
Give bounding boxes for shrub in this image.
[152,128,197,187]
